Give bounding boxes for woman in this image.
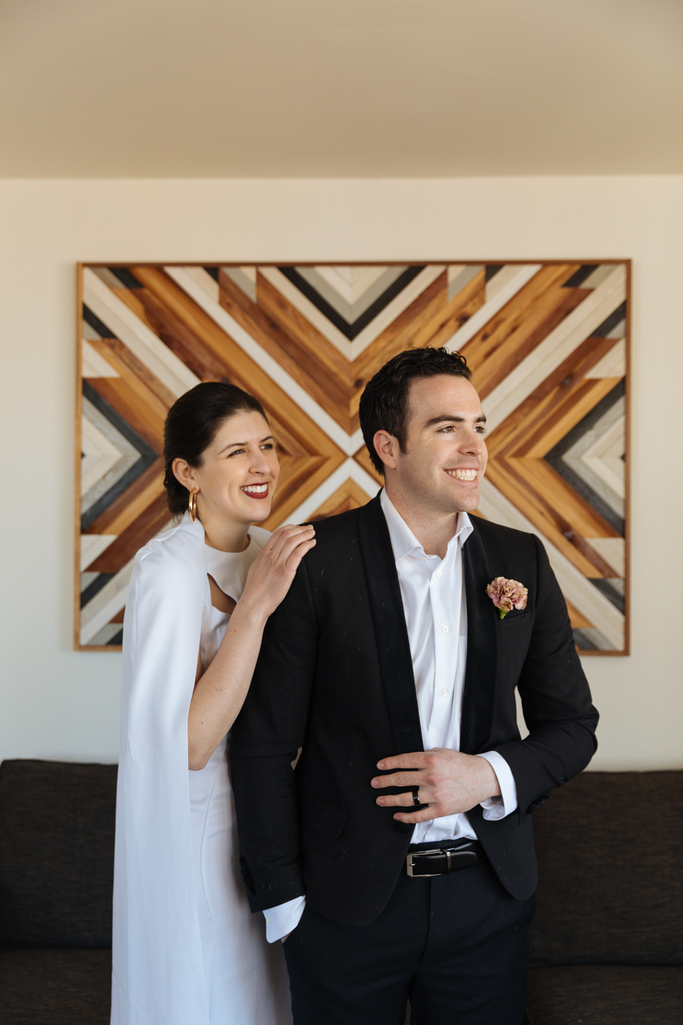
[111,382,315,1025]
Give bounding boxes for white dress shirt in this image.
[379,489,517,844]
[263,492,517,942]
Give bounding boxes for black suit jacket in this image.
[231,495,598,926]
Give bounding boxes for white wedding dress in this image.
[111,513,292,1025]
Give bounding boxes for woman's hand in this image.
[239,523,316,621]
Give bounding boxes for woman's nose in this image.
[249,449,269,473]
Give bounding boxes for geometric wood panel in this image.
[76,261,629,653]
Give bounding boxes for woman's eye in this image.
[227,448,245,457]
[261,442,274,450]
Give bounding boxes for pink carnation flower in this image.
[486,577,528,619]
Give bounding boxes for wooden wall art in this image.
[76,261,629,654]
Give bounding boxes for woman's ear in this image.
[372,430,400,472]
[172,457,198,493]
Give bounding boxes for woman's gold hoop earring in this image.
[188,490,198,523]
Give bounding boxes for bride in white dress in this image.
[111,382,316,1025]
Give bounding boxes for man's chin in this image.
[451,492,481,515]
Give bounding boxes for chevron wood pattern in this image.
[76,261,629,653]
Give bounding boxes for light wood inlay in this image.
[76,261,629,653]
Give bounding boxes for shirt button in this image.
[441,625,449,634]
[441,688,448,696]
[435,570,443,579]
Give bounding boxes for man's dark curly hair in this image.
[359,346,471,475]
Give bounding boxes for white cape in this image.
[111,513,271,1025]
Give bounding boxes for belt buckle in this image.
[406,847,444,878]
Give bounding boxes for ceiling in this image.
[1,0,682,178]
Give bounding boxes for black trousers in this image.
[282,857,535,1025]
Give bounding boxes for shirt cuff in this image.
[477,751,518,820]
[262,895,306,943]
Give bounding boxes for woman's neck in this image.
[200,515,251,553]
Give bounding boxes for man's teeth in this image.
[447,469,477,481]
[242,484,268,494]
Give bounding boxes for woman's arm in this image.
[187,522,315,770]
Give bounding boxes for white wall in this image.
[1,177,681,769]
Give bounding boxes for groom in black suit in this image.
[231,347,598,1025]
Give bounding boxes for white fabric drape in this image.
[111,513,289,1025]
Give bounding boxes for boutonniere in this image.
[486,577,528,619]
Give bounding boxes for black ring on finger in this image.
[413,789,421,807]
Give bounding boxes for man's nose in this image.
[460,429,486,454]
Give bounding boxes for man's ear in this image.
[172,457,198,493]
[372,430,400,472]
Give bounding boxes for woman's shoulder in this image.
[247,524,271,550]
[133,515,207,593]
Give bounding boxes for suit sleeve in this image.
[492,534,599,818]
[230,557,319,912]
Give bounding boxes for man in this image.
[231,347,598,1025]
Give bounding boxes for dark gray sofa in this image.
[0,759,116,1024]
[1,759,681,1024]
[525,770,683,1025]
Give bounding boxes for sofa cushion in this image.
[0,948,111,1025]
[0,759,117,949]
[525,965,683,1025]
[529,770,683,966]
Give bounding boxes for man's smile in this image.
[446,469,478,481]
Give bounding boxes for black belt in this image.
[405,839,482,878]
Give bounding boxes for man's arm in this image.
[371,534,598,823]
[494,534,598,813]
[230,558,318,912]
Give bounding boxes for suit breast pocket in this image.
[497,612,530,631]
[495,612,532,678]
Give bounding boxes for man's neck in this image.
[383,488,459,559]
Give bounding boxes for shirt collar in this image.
[379,488,473,562]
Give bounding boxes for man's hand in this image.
[371,749,501,823]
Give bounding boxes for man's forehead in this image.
[406,374,483,417]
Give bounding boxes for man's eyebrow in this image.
[423,414,487,427]
[217,434,274,455]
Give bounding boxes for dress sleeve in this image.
[111,528,213,1025]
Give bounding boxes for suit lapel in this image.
[460,520,499,754]
[358,494,424,756]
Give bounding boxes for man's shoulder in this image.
[308,497,375,542]
[469,514,541,561]
[300,499,381,580]
[470,513,533,543]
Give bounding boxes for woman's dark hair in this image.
[163,381,268,515]
[359,346,471,475]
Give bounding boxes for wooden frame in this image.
[75,261,630,653]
